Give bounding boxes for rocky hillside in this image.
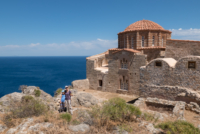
[0,86,200,134]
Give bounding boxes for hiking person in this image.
[59,90,66,112]
[65,86,73,114]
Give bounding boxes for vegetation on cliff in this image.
[156,120,200,134]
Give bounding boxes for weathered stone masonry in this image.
[140,56,200,103]
[81,19,200,104]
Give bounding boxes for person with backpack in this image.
[64,86,73,115]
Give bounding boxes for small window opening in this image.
[142,36,144,47]
[131,37,134,49]
[99,80,102,87]
[188,61,196,69]
[152,36,155,46]
[124,37,126,48]
[155,61,162,67]
[162,37,164,47]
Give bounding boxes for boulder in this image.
[6,128,17,134]
[28,122,53,133]
[71,92,98,107]
[173,101,186,120]
[0,92,25,112]
[22,86,37,95]
[71,79,89,89]
[6,118,34,134]
[145,123,162,134]
[77,93,98,107]
[68,124,90,132]
[0,124,7,133]
[77,109,93,125]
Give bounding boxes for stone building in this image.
[85,19,200,100]
[87,20,171,94]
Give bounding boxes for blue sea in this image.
[0,56,87,98]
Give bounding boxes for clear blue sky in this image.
[0,0,200,56]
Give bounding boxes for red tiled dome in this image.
[124,20,164,31]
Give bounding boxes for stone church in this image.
[86,20,200,98]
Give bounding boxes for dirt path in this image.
[77,89,139,102]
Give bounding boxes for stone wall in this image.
[105,51,146,94]
[86,50,146,94]
[142,49,165,62]
[140,85,200,104]
[140,56,200,103]
[165,39,200,60]
[86,58,108,91]
[118,30,171,49]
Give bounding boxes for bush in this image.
[119,124,133,133]
[71,119,81,125]
[156,120,200,134]
[60,113,72,123]
[10,96,47,118]
[142,112,155,121]
[90,97,142,126]
[21,95,34,103]
[3,96,48,127]
[54,88,62,97]
[34,89,41,97]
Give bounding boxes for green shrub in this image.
[60,113,72,123]
[90,97,142,125]
[34,89,41,97]
[21,95,34,103]
[156,120,200,134]
[142,112,155,121]
[119,124,133,133]
[71,119,81,125]
[54,88,63,97]
[10,96,47,118]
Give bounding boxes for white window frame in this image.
[141,36,144,47]
[152,36,155,46]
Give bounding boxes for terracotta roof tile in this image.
[167,39,200,43]
[137,47,165,50]
[109,48,140,53]
[124,20,164,32]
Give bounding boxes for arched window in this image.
[152,36,155,46]
[120,58,128,69]
[131,37,134,49]
[120,76,128,90]
[162,37,164,47]
[141,36,144,47]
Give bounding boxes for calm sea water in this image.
[0,56,87,97]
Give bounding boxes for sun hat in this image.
[65,86,68,88]
[62,90,65,93]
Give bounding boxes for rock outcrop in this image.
[0,86,58,113]
[68,124,90,132]
[134,97,186,120]
[0,92,25,113]
[71,92,99,107]
[71,79,89,89]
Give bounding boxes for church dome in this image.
[124,20,164,32]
